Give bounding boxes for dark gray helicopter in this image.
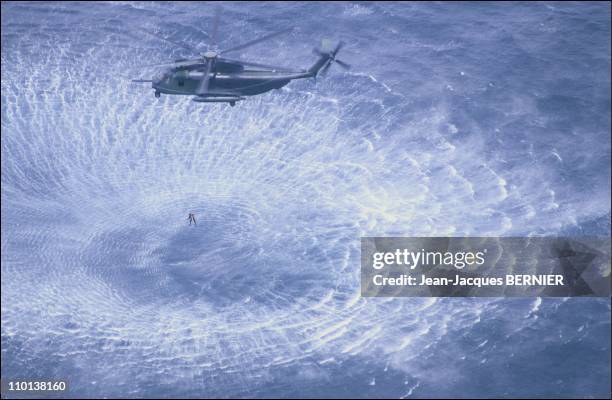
[132,11,349,106]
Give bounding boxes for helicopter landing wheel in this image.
[155,90,161,98]
[229,101,236,107]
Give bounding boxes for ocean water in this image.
[1,1,610,398]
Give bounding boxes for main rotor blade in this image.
[136,58,205,70]
[196,60,214,95]
[220,57,297,72]
[210,7,221,47]
[138,28,200,54]
[220,28,292,55]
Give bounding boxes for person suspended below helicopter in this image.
[188,213,196,226]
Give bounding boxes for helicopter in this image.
[132,10,350,106]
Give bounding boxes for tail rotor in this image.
[313,40,351,77]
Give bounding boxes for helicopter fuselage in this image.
[136,44,342,105]
[133,13,348,105]
[152,68,308,98]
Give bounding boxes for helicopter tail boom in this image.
[307,54,331,77]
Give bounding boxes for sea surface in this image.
[1,1,610,398]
